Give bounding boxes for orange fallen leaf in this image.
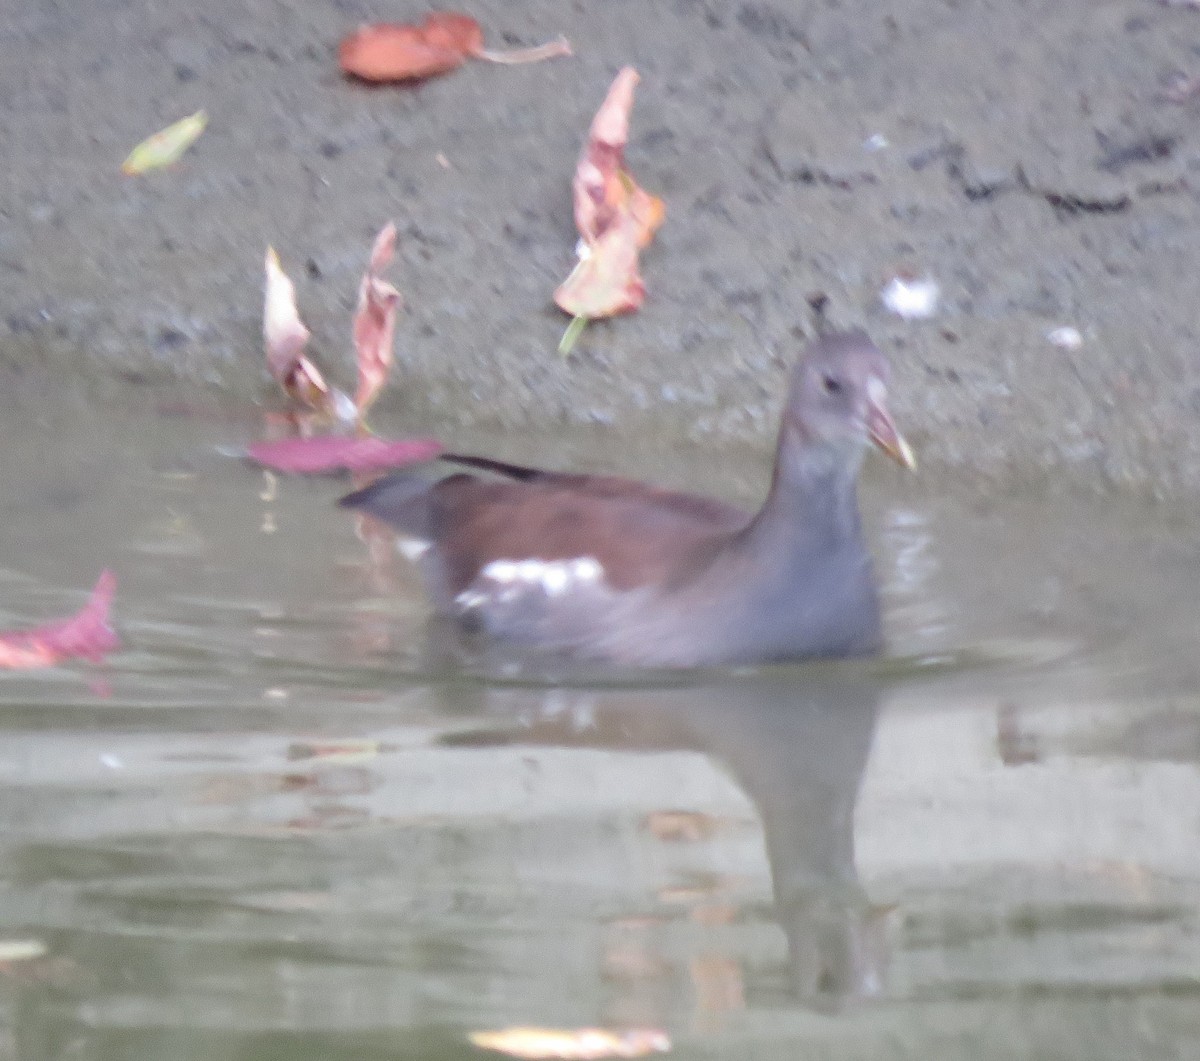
[339,13,570,84]
[0,572,118,670]
[353,222,402,416]
[554,212,645,321]
[555,68,664,353]
[469,1027,670,1060]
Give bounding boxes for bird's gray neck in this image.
[742,429,866,556]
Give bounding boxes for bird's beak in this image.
[865,378,916,470]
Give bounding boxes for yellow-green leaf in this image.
[122,110,208,175]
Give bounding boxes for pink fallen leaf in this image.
[0,572,119,670]
[246,435,442,475]
[353,222,403,416]
[264,247,340,414]
[468,1027,671,1060]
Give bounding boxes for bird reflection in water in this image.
[440,661,889,1015]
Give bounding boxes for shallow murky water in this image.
[2,385,1200,1060]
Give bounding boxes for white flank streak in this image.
[463,556,607,606]
[397,539,430,562]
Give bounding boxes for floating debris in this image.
[0,940,48,963]
[469,1026,671,1060]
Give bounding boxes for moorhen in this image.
[340,330,914,667]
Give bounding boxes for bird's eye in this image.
[822,375,843,395]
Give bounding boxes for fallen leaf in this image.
[468,1027,670,1060]
[264,247,344,416]
[339,14,570,83]
[353,222,403,415]
[570,70,664,249]
[246,436,442,475]
[286,739,382,763]
[0,572,119,670]
[554,213,645,321]
[340,18,470,82]
[643,810,721,843]
[0,941,47,963]
[555,68,664,352]
[122,110,208,175]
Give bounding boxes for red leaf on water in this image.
[0,571,119,670]
[555,68,663,334]
[339,13,569,83]
[246,436,442,475]
[353,222,402,416]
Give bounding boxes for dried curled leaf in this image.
[0,572,118,670]
[555,67,664,349]
[264,247,337,413]
[246,436,442,475]
[353,222,402,415]
[571,69,663,249]
[469,1027,671,1060]
[122,110,208,175]
[339,13,568,83]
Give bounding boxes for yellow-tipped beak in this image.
[865,385,916,470]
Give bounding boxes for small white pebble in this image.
[99,753,124,770]
[1046,325,1083,350]
[864,133,889,152]
[882,276,940,320]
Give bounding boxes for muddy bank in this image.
[3,0,1200,495]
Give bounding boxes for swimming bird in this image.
[339,329,913,667]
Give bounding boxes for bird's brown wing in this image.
[426,472,750,596]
